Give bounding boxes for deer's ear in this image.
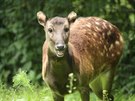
[67,11,77,23]
[37,11,47,27]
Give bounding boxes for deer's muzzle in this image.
[55,43,66,57]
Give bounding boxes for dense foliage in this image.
[0,0,135,94]
[0,71,135,101]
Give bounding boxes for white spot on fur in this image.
[120,36,124,43]
[96,46,99,50]
[93,33,97,37]
[93,43,96,47]
[93,38,96,41]
[117,52,120,55]
[99,37,102,41]
[106,53,109,57]
[104,20,108,23]
[95,26,101,31]
[100,52,104,56]
[104,45,107,51]
[115,41,120,45]
[109,24,113,30]
[109,44,114,51]
[102,33,105,39]
[99,41,102,44]
[95,21,100,26]
[103,22,107,29]
[90,44,93,48]
[111,53,114,57]
[107,31,111,36]
[86,24,91,28]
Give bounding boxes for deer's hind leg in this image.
[101,68,115,101]
[90,68,115,101]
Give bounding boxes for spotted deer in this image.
[37,11,124,101]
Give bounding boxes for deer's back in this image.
[69,17,124,76]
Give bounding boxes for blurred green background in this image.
[0,0,135,95]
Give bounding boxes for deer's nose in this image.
[55,44,65,51]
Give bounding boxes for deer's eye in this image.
[48,28,53,33]
[64,27,69,32]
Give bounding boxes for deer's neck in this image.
[47,46,73,70]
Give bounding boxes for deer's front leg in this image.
[79,85,90,101]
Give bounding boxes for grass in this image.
[0,70,134,101]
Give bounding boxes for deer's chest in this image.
[45,58,73,95]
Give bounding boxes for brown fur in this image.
[37,11,124,101]
[42,16,123,95]
[68,17,123,80]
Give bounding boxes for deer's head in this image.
[37,11,77,57]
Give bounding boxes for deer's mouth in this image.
[56,50,65,57]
